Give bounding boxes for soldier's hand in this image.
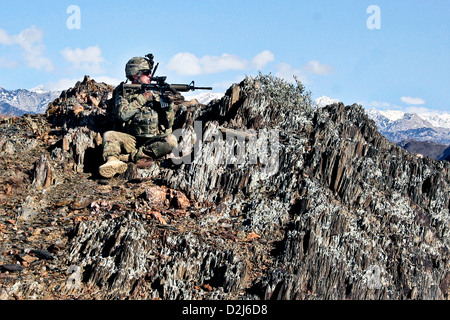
[142,91,153,101]
[162,92,174,102]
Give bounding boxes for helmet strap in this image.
[130,72,143,84]
[137,72,144,84]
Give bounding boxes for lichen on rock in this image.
[0,73,448,300]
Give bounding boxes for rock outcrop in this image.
[0,74,448,300]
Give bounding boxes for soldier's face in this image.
[139,71,152,84]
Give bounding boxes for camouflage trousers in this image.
[102,130,178,162]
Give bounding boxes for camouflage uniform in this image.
[101,86,177,164]
[98,54,178,178]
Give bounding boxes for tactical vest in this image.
[128,107,159,137]
[110,82,170,138]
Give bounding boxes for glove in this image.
[159,124,167,133]
[160,92,174,109]
[142,91,153,101]
[162,92,174,102]
[133,93,151,106]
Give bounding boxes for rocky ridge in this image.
[398,139,450,161]
[0,75,448,300]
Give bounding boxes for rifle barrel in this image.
[194,86,213,90]
[170,84,212,92]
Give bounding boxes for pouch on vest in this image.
[130,109,159,137]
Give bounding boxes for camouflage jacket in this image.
[112,83,175,138]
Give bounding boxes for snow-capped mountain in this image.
[313,96,340,108]
[366,109,434,131]
[0,87,61,116]
[416,112,450,129]
[366,108,450,145]
[182,92,224,105]
[314,96,450,146]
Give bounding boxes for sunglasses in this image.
[141,71,152,76]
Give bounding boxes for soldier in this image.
[98,55,178,178]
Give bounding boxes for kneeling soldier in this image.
[99,55,177,178]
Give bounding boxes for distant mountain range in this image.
[365,108,450,145]
[313,96,450,160]
[183,91,225,105]
[365,108,450,160]
[0,86,61,116]
[0,86,222,117]
[397,139,450,161]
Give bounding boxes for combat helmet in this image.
[125,54,154,80]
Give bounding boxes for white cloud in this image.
[93,76,121,86]
[361,100,394,109]
[275,62,308,83]
[212,74,248,90]
[167,50,274,76]
[252,50,275,69]
[0,26,53,71]
[404,106,432,114]
[0,29,14,45]
[401,96,425,105]
[42,75,121,91]
[167,52,202,76]
[303,60,335,75]
[61,45,105,74]
[201,53,247,74]
[274,59,334,84]
[359,100,440,115]
[212,79,235,89]
[42,78,82,91]
[0,57,19,69]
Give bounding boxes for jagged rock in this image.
[29,249,55,260]
[0,263,23,272]
[46,75,114,128]
[17,195,42,221]
[139,185,191,210]
[0,137,15,154]
[0,74,448,301]
[67,213,150,299]
[156,75,449,299]
[32,155,54,189]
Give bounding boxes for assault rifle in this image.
[121,53,212,107]
[122,76,212,108]
[123,76,212,93]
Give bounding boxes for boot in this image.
[131,147,153,162]
[133,149,154,169]
[136,158,155,169]
[119,154,131,162]
[98,156,128,178]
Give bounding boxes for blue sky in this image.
[0,0,449,113]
